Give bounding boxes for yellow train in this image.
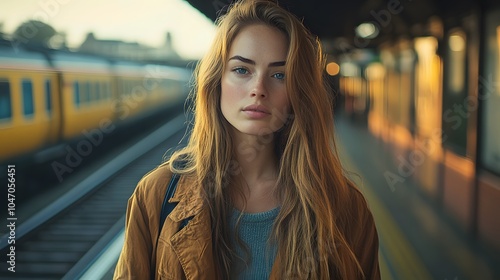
[0,43,191,165]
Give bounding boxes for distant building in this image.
[78,32,180,61]
[0,23,9,47]
[0,22,10,42]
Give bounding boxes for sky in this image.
[0,0,217,59]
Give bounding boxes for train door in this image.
[44,72,62,147]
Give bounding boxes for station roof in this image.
[185,0,485,52]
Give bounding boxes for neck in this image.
[233,132,278,182]
[231,130,280,212]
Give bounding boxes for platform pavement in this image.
[335,115,500,280]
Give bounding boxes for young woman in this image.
[114,0,380,279]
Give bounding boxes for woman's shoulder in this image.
[346,181,371,210]
[133,163,195,203]
[343,182,380,278]
[132,163,174,203]
[138,163,172,186]
[341,182,377,231]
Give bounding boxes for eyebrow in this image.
[228,55,285,67]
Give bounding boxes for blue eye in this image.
[233,67,248,75]
[273,72,285,80]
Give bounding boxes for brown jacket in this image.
[114,164,380,280]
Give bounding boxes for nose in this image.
[250,75,267,99]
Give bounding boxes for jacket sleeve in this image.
[114,181,155,280]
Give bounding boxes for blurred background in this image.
[0,0,499,279]
[0,0,216,60]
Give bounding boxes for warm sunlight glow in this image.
[326,62,340,76]
[365,63,385,80]
[449,34,465,52]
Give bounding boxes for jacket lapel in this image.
[168,176,218,279]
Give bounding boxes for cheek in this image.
[269,90,292,131]
[278,90,291,115]
[220,77,238,117]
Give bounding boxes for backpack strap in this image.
[159,161,191,233]
[159,172,181,230]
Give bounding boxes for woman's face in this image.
[221,24,290,138]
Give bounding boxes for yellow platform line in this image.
[340,152,433,280]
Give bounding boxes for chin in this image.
[235,124,281,137]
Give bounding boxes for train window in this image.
[106,82,112,100]
[45,79,52,115]
[481,10,500,174]
[81,82,89,104]
[74,81,80,107]
[116,79,122,95]
[101,82,107,100]
[101,82,106,100]
[125,80,130,95]
[95,83,101,102]
[22,79,34,118]
[0,79,12,120]
[87,81,92,103]
[442,29,468,155]
[100,82,104,100]
[88,81,94,103]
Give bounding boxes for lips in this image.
[242,104,270,114]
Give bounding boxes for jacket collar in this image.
[168,175,204,222]
[167,175,218,279]
[166,174,281,279]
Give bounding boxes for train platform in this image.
[334,115,500,280]
[2,113,500,279]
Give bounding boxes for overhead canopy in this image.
[185,0,485,53]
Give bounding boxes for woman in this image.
[114,0,380,279]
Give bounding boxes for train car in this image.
[110,61,191,127]
[112,60,151,124]
[142,63,192,115]
[337,0,500,251]
[0,46,61,163]
[52,51,115,140]
[0,44,191,166]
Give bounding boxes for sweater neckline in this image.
[231,206,280,222]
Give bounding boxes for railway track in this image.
[0,114,187,279]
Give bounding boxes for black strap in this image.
[159,172,181,230]
[159,160,191,233]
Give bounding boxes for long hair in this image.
[169,0,365,278]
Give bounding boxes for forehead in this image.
[228,24,288,62]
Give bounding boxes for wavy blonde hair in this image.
[169,0,365,278]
